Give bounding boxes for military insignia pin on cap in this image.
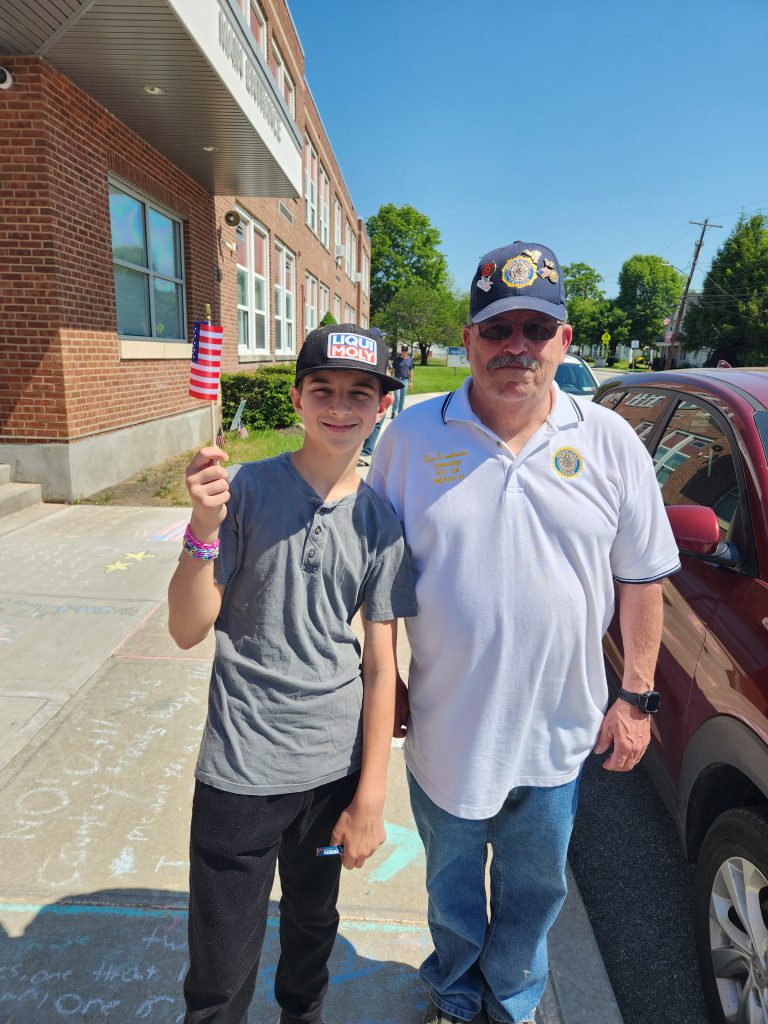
[469,241,566,324]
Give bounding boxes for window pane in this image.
[255,313,266,350]
[253,232,265,276]
[254,277,264,312]
[275,315,282,349]
[109,188,146,267]
[238,309,249,348]
[149,209,179,278]
[654,405,740,540]
[114,266,150,336]
[237,268,248,306]
[236,222,247,265]
[285,294,293,320]
[153,278,182,338]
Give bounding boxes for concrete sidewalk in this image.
[0,405,622,1023]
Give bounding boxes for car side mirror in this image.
[665,504,739,565]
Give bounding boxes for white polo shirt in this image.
[369,379,680,819]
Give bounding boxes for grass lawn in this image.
[84,427,304,507]
[410,362,470,394]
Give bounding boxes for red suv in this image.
[594,368,768,1024]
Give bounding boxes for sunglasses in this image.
[477,318,563,343]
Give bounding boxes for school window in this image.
[235,210,269,354]
[350,228,357,281]
[345,220,353,277]
[305,272,318,334]
[345,302,355,323]
[248,0,265,52]
[360,312,368,329]
[319,166,330,249]
[334,294,341,321]
[361,251,370,296]
[109,181,186,341]
[273,239,295,354]
[334,198,342,260]
[270,41,294,117]
[319,283,330,321]
[304,136,318,233]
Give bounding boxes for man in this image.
[390,344,414,417]
[369,241,680,1024]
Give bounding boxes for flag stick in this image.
[204,303,218,446]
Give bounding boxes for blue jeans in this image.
[391,379,409,416]
[407,771,580,1024]
[361,415,383,457]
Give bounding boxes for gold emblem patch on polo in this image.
[552,446,583,479]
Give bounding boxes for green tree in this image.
[681,213,768,365]
[367,204,449,314]
[568,297,630,353]
[318,311,337,327]
[616,255,685,345]
[376,283,463,365]
[562,262,605,302]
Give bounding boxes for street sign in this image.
[630,339,640,349]
[601,331,611,343]
[447,346,469,368]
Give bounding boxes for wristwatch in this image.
[619,688,661,713]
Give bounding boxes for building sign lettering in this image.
[218,5,282,141]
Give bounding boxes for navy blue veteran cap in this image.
[295,324,404,392]
[469,242,566,324]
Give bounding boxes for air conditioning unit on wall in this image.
[353,272,362,284]
[334,245,344,260]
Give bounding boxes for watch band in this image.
[619,688,661,713]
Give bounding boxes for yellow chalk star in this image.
[105,561,129,573]
[124,551,155,561]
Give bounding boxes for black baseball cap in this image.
[469,242,567,324]
[295,324,403,392]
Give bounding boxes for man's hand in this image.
[330,799,386,870]
[185,446,230,535]
[393,674,409,738]
[594,698,651,772]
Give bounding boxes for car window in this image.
[653,401,740,541]
[606,390,674,444]
[555,363,596,394]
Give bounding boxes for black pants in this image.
[183,772,360,1024]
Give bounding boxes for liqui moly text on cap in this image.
[327,333,377,365]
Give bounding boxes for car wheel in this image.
[695,807,768,1024]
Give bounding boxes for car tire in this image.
[694,806,768,1024]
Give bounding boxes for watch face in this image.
[643,691,661,713]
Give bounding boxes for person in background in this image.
[390,345,414,418]
[358,328,392,466]
[369,241,680,1024]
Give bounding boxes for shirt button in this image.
[314,526,321,535]
[308,549,316,558]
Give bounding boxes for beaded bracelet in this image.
[183,523,220,560]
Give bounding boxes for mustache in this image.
[486,354,539,371]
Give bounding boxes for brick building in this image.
[0,0,370,500]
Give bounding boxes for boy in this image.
[168,324,416,1024]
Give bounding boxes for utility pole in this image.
[665,218,721,370]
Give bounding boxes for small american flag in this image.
[662,317,671,327]
[189,322,223,400]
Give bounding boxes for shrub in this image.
[319,311,337,327]
[221,366,299,430]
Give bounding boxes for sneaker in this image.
[423,1000,462,1024]
[357,456,370,466]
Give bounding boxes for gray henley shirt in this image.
[195,452,417,796]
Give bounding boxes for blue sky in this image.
[290,0,768,299]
